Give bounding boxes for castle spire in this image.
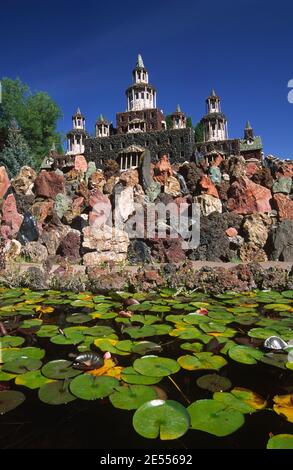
[245,120,252,129]
[136,54,145,69]
[176,104,181,113]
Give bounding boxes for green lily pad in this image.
[281,291,293,299]
[187,399,245,437]
[83,326,115,337]
[94,338,130,355]
[267,434,293,449]
[66,313,92,324]
[260,353,288,370]
[19,319,43,329]
[170,327,211,342]
[70,375,119,400]
[42,360,82,379]
[0,347,45,363]
[15,370,53,389]
[213,392,256,414]
[152,324,172,335]
[0,336,25,348]
[50,332,84,345]
[0,390,26,415]
[0,369,17,381]
[130,314,161,325]
[180,342,203,353]
[36,325,59,338]
[124,326,157,339]
[133,400,190,440]
[228,345,264,365]
[131,341,162,355]
[248,328,279,339]
[121,367,162,385]
[133,356,180,377]
[178,353,227,371]
[3,358,42,374]
[109,385,158,410]
[196,374,232,392]
[38,381,76,405]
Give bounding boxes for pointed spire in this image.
[211,89,217,97]
[51,142,56,152]
[136,54,145,68]
[99,114,104,121]
[245,120,252,129]
[176,104,181,113]
[76,107,81,115]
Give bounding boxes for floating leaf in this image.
[109,385,157,410]
[187,399,245,437]
[36,325,59,338]
[131,341,162,355]
[121,367,162,385]
[228,345,263,365]
[260,353,288,370]
[50,332,84,345]
[213,392,256,414]
[0,369,17,381]
[15,370,53,389]
[94,338,130,356]
[19,319,43,329]
[124,325,157,339]
[178,353,227,371]
[84,326,115,337]
[273,394,293,423]
[42,360,82,379]
[0,390,25,414]
[267,434,293,449]
[248,328,280,340]
[3,358,42,374]
[38,381,76,405]
[180,342,203,353]
[66,313,92,324]
[0,347,45,364]
[133,400,190,440]
[230,387,267,411]
[35,305,55,314]
[70,375,119,400]
[133,356,180,377]
[196,374,232,392]
[0,336,25,348]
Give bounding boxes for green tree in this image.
[194,120,204,142]
[165,114,173,129]
[0,120,34,178]
[0,78,63,168]
[186,117,193,128]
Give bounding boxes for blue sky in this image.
[2,0,293,157]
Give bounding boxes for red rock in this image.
[227,177,272,214]
[72,197,84,217]
[57,230,81,261]
[226,227,238,237]
[154,155,173,184]
[74,155,88,173]
[273,193,293,221]
[246,162,259,178]
[119,169,139,187]
[199,175,219,198]
[89,171,106,191]
[150,237,186,263]
[1,194,23,238]
[88,190,112,227]
[34,171,65,199]
[0,166,11,199]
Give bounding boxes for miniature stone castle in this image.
[64,54,263,170]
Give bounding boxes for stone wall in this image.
[84,128,194,168]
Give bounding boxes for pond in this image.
[0,287,292,450]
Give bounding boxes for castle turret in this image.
[171,105,186,129]
[244,120,254,141]
[201,90,228,142]
[67,107,88,155]
[126,54,157,111]
[96,115,110,138]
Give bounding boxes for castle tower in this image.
[171,105,187,129]
[67,107,88,155]
[126,54,157,111]
[202,90,228,142]
[96,115,110,138]
[244,120,254,141]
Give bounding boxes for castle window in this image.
[144,112,147,119]
[110,143,114,150]
[135,93,139,99]
[146,93,149,99]
[151,112,155,118]
[180,137,184,143]
[168,137,172,145]
[141,92,144,99]
[145,141,149,147]
[181,151,185,157]
[100,144,104,151]
[156,139,160,145]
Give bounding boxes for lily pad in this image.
[38,381,76,405]
[228,345,263,365]
[273,394,293,423]
[42,360,82,379]
[66,313,92,324]
[121,367,162,385]
[133,400,190,440]
[15,370,53,389]
[178,353,227,371]
[124,326,157,339]
[187,399,245,437]
[0,336,25,348]
[131,341,162,355]
[180,342,203,353]
[133,356,180,377]
[0,390,26,415]
[50,332,84,345]
[109,385,158,410]
[0,347,45,363]
[3,358,42,374]
[84,326,115,337]
[196,374,232,392]
[36,325,59,338]
[267,434,293,449]
[70,375,119,400]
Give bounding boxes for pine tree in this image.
[0,119,34,178]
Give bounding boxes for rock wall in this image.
[0,152,292,292]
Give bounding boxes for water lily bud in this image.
[104,352,112,360]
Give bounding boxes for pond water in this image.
[0,287,292,449]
